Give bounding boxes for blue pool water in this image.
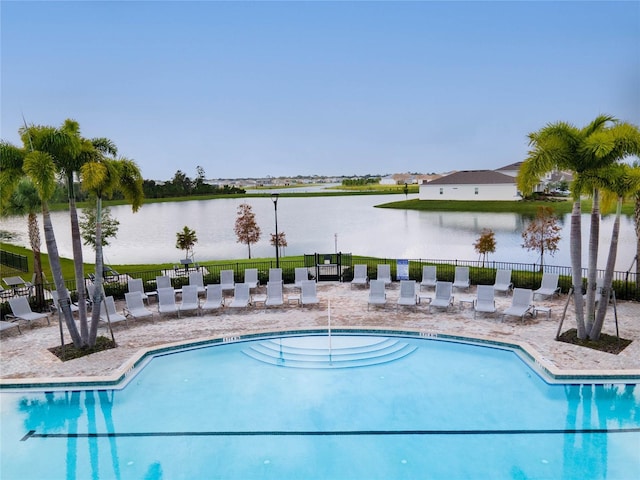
[1,334,639,479]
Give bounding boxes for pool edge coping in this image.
[1,327,639,390]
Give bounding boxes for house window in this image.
[474,187,479,195]
[439,188,443,195]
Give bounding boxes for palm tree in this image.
[0,140,82,346]
[634,160,640,286]
[517,115,640,340]
[25,151,84,346]
[2,178,46,306]
[20,120,116,345]
[80,156,144,347]
[590,164,640,339]
[176,226,198,261]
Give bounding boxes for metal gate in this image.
[304,253,351,282]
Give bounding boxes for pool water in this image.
[1,334,639,479]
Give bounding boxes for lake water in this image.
[1,194,636,271]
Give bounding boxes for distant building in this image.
[379,175,397,185]
[419,170,520,201]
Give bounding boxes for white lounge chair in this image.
[585,278,607,305]
[351,264,369,289]
[127,278,149,303]
[220,270,235,294]
[265,281,284,307]
[293,268,309,288]
[377,264,392,285]
[473,285,496,319]
[493,269,513,296]
[157,287,180,318]
[244,268,259,290]
[268,268,283,285]
[156,275,172,290]
[180,285,200,316]
[533,273,560,299]
[188,271,206,295]
[300,280,320,306]
[124,292,154,321]
[368,279,386,310]
[429,281,454,313]
[201,284,224,312]
[420,266,437,291]
[0,320,21,335]
[86,282,96,307]
[229,283,250,308]
[0,288,13,302]
[50,290,80,315]
[502,288,534,322]
[7,297,50,328]
[99,296,128,326]
[452,267,470,292]
[397,280,417,309]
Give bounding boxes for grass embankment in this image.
[0,241,308,279]
[377,198,634,216]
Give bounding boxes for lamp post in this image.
[271,193,280,268]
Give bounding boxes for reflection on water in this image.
[0,195,635,269]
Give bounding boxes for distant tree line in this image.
[341,177,381,186]
[143,166,245,198]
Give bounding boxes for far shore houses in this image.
[418,162,569,202]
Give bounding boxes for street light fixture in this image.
[271,193,280,268]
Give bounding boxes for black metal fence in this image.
[0,250,29,272]
[2,254,639,317]
[343,258,639,302]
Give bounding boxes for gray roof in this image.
[426,170,515,185]
[495,161,523,172]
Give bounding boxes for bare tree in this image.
[473,228,496,267]
[234,203,261,258]
[522,206,561,271]
[270,231,288,257]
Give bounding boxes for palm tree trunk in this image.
[67,177,89,343]
[27,212,45,308]
[635,193,640,286]
[42,202,83,347]
[586,189,600,333]
[591,198,622,340]
[89,197,104,347]
[570,200,586,339]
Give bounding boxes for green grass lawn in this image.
[377,198,633,216]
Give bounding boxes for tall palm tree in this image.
[2,178,46,306]
[23,150,83,346]
[20,120,119,345]
[80,156,144,347]
[633,160,640,285]
[517,115,640,340]
[590,164,640,339]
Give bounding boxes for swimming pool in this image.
[1,333,639,479]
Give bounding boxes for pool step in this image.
[242,336,417,368]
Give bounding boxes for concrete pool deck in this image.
[1,282,639,386]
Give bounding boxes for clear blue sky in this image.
[2,1,638,181]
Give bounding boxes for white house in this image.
[379,176,396,185]
[419,170,520,201]
[494,162,523,178]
